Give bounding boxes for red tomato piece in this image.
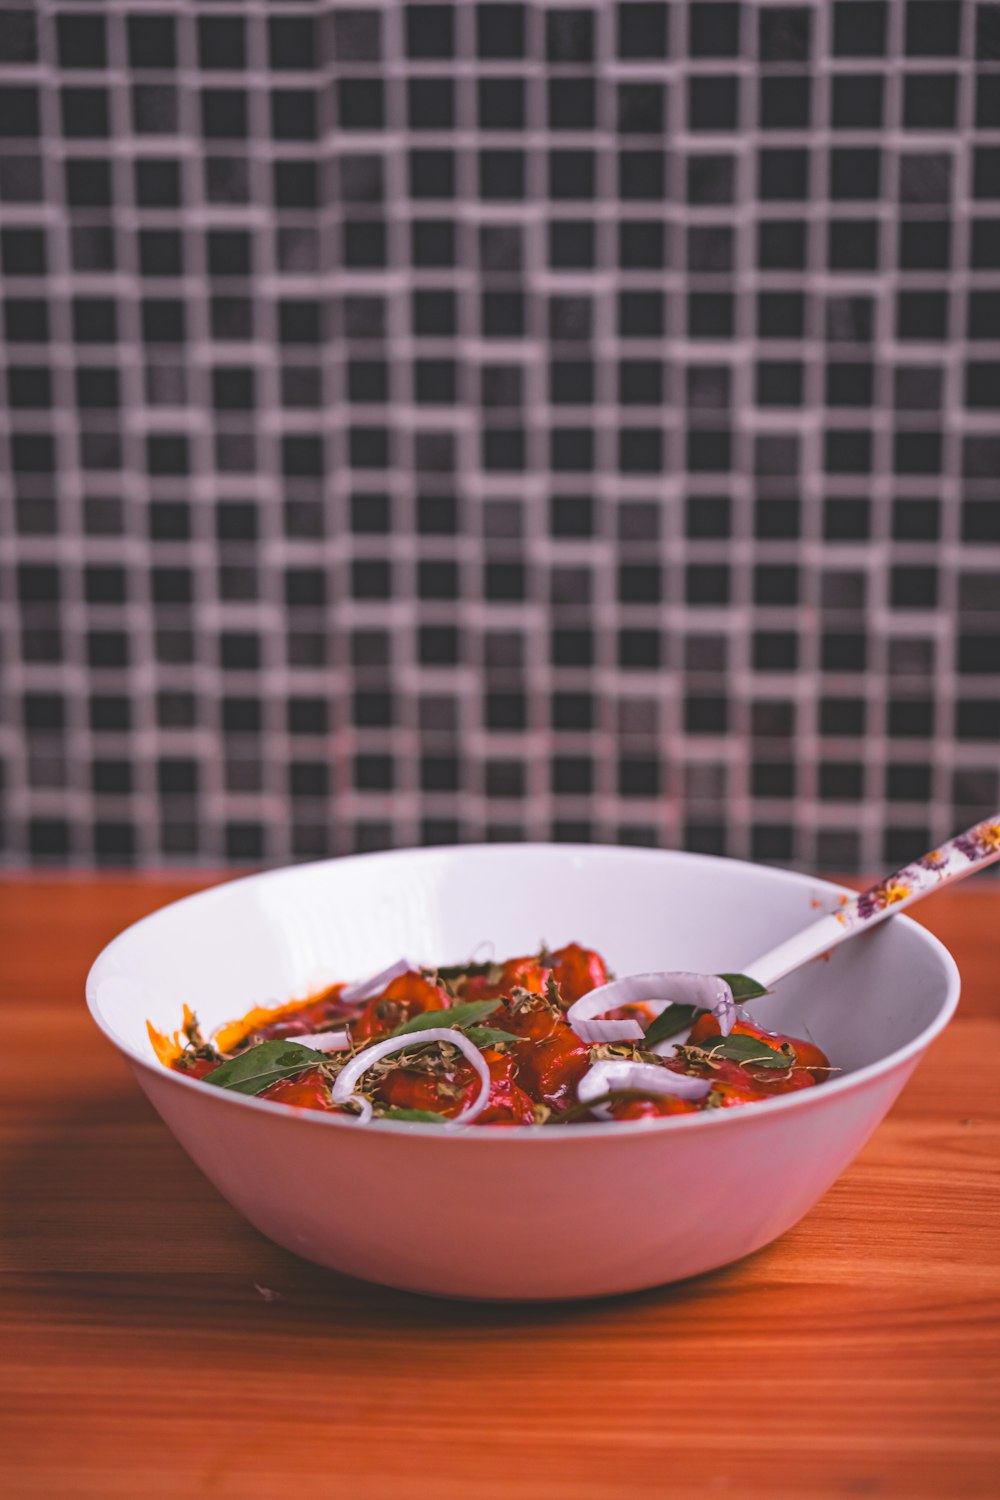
[476,1047,538,1125]
[686,1014,829,1086]
[263,1067,335,1112]
[377,1066,470,1118]
[352,970,449,1043]
[461,956,552,1002]
[547,943,608,1004]
[513,1027,590,1112]
[489,992,562,1044]
[606,1094,700,1121]
[173,1054,220,1081]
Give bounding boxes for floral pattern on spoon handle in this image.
[836,817,1000,930]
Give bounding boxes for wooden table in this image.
[1,876,997,1500]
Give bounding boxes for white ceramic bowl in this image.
[86,845,959,1301]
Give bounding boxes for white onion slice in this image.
[577,1059,713,1110]
[339,958,413,1004]
[567,971,735,1038]
[331,1027,491,1126]
[292,1029,350,1052]
[571,1018,645,1044]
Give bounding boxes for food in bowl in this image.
[149,941,831,1128]
[88,845,960,1298]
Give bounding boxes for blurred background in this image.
[0,1,998,872]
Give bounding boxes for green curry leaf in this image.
[202,1040,326,1096]
[642,1003,701,1049]
[388,999,503,1039]
[463,1026,519,1047]
[716,972,770,1001]
[379,1107,448,1124]
[698,1033,791,1070]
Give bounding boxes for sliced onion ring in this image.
[576,1059,712,1113]
[292,1029,350,1052]
[571,1018,645,1044]
[331,1027,490,1126]
[340,958,413,1004]
[567,971,735,1038]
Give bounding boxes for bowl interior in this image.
[88,844,956,1080]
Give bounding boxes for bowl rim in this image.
[86,842,962,1143]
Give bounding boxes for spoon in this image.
[566,815,1000,1040]
[744,813,1000,989]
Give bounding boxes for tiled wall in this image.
[1,2,998,870]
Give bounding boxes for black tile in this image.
[976,3,1000,58]
[1,226,46,276]
[56,13,107,70]
[974,148,1000,201]
[686,154,735,204]
[479,149,525,201]
[976,72,1000,130]
[760,75,811,130]
[968,290,1000,341]
[618,4,669,59]
[268,16,317,70]
[760,148,809,201]
[831,73,884,128]
[617,83,666,135]
[0,8,37,63]
[832,1,887,55]
[549,77,596,130]
[476,3,526,58]
[759,6,812,61]
[201,89,247,140]
[826,361,874,408]
[899,219,951,272]
[547,9,595,62]
[831,148,881,201]
[405,5,455,59]
[896,290,949,341]
[758,291,805,339]
[757,360,804,407]
[332,9,382,62]
[905,1,961,55]
[198,16,245,70]
[689,75,740,131]
[0,85,39,139]
[689,3,741,57]
[892,498,940,541]
[903,74,958,130]
[0,155,43,202]
[758,218,808,271]
[828,218,880,272]
[899,152,953,206]
[688,291,734,338]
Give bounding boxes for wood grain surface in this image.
[0,875,997,1500]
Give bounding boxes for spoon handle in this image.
[744,816,1000,990]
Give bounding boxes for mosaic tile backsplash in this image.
[1,2,999,870]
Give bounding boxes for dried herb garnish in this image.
[679,1033,793,1071]
[202,1040,326,1096]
